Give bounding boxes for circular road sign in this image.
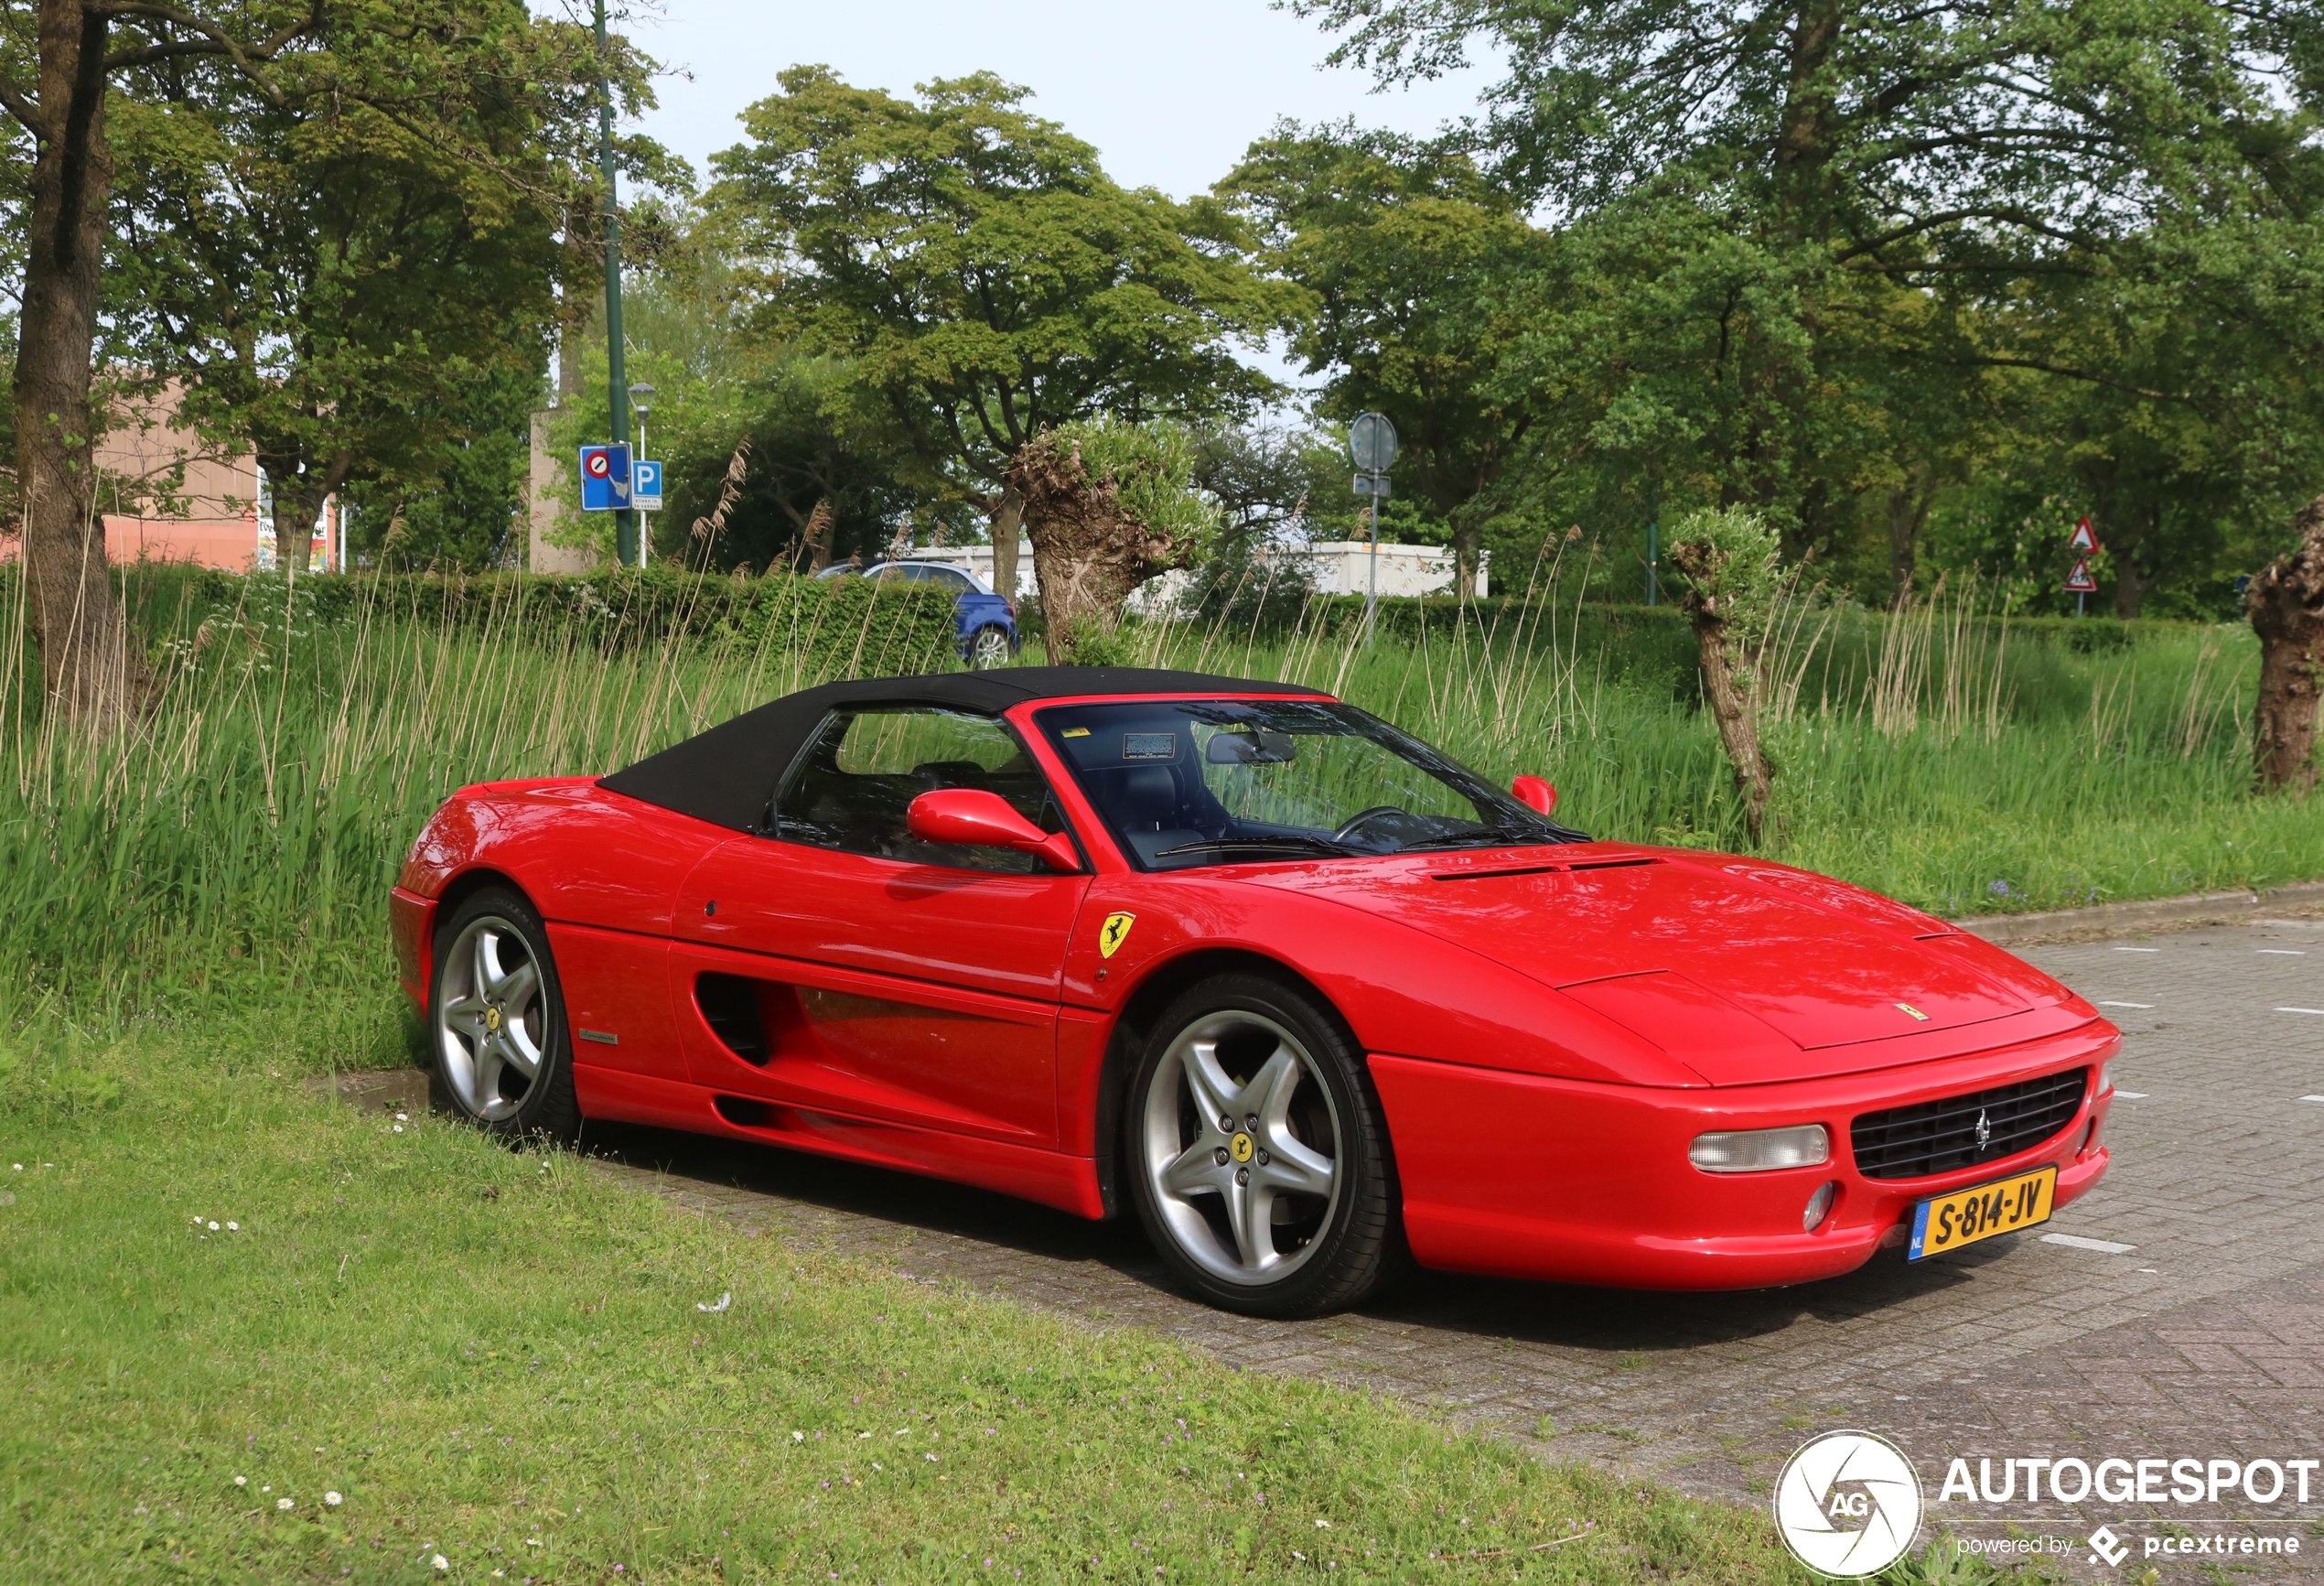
[584,449,612,480]
[1349,411,1398,473]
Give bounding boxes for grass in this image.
[2,561,2316,1016]
[0,1009,1819,1584]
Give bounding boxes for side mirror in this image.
[906,789,1080,872]
[1512,775,1557,815]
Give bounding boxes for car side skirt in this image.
[1371,1023,2115,1291]
[573,1064,1108,1220]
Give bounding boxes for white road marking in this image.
[2042,1233,2136,1255]
[2301,1095,2324,1104]
[2277,1008,2324,1016]
[2098,1000,2153,1009]
[2260,920,2315,927]
[2258,949,2308,955]
[2114,1092,2148,1099]
[2114,946,2160,953]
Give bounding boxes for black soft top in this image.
[597,667,1333,834]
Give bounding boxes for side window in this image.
[774,707,1067,873]
[924,566,972,592]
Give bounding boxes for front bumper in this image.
[1371,1017,2117,1290]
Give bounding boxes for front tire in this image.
[429,886,579,1138]
[1124,972,1404,1317]
[968,624,1015,670]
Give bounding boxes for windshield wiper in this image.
[1397,827,1576,853]
[1152,835,1362,858]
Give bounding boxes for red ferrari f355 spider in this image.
[392,668,2118,1316]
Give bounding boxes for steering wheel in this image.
[1330,805,1410,845]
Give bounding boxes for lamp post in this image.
[1348,412,1397,648]
[627,380,655,566]
[595,0,635,568]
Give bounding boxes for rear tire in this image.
[1124,972,1405,1317]
[428,886,580,1139]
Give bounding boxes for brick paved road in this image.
[347,915,2324,1578]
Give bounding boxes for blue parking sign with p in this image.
[578,444,631,512]
[632,459,662,512]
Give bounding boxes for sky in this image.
[619,0,1499,200]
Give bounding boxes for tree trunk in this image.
[1008,439,1191,663]
[1451,517,1481,599]
[264,460,328,576]
[1670,535,1774,845]
[988,484,1025,602]
[12,0,150,728]
[1693,614,1773,844]
[802,499,836,572]
[2248,491,2324,792]
[1886,477,1929,599]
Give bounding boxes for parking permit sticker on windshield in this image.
[1124,733,1176,759]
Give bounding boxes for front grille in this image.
[1850,1067,2090,1181]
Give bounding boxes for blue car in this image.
[815,557,1021,670]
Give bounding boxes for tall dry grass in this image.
[0,557,2313,1020]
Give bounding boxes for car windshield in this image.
[1035,698,1588,869]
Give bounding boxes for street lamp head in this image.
[626,381,656,415]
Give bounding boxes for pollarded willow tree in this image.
[704,68,1286,610]
[1006,416,1221,660]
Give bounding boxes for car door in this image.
[670,704,1090,1148]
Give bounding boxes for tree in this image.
[0,0,642,722]
[1221,124,1552,596]
[705,68,1283,612]
[1668,506,1789,844]
[111,48,575,574]
[1297,0,2324,576]
[3,0,307,725]
[544,242,933,575]
[1006,416,1221,660]
[2248,493,2324,793]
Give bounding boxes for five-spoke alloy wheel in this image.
[1127,973,1404,1316]
[429,886,579,1137]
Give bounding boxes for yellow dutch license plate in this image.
[1907,1164,2058,1261]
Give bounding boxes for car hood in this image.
[1237,847,2078,1084]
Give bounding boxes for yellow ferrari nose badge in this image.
[1896,1002,1929,1021]
[1230,1132,1254,1163]
[1098,912,1136,958]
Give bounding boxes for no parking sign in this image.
[577,444,632,512]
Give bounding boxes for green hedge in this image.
[93,564,963,676]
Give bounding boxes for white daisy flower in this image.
[276,1497,293,1510]
[325,1492,343,1506]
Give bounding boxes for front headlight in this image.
[1689,1124,1830,1174]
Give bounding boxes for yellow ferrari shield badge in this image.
[1098,912,1136,959]
[1896,1002,1930,1021]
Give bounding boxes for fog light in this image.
[1803,1181,1837,1232]
[1689,1124,1830,1174]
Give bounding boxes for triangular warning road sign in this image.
[2064,556,2098,593]
[2070,516,2100,554]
